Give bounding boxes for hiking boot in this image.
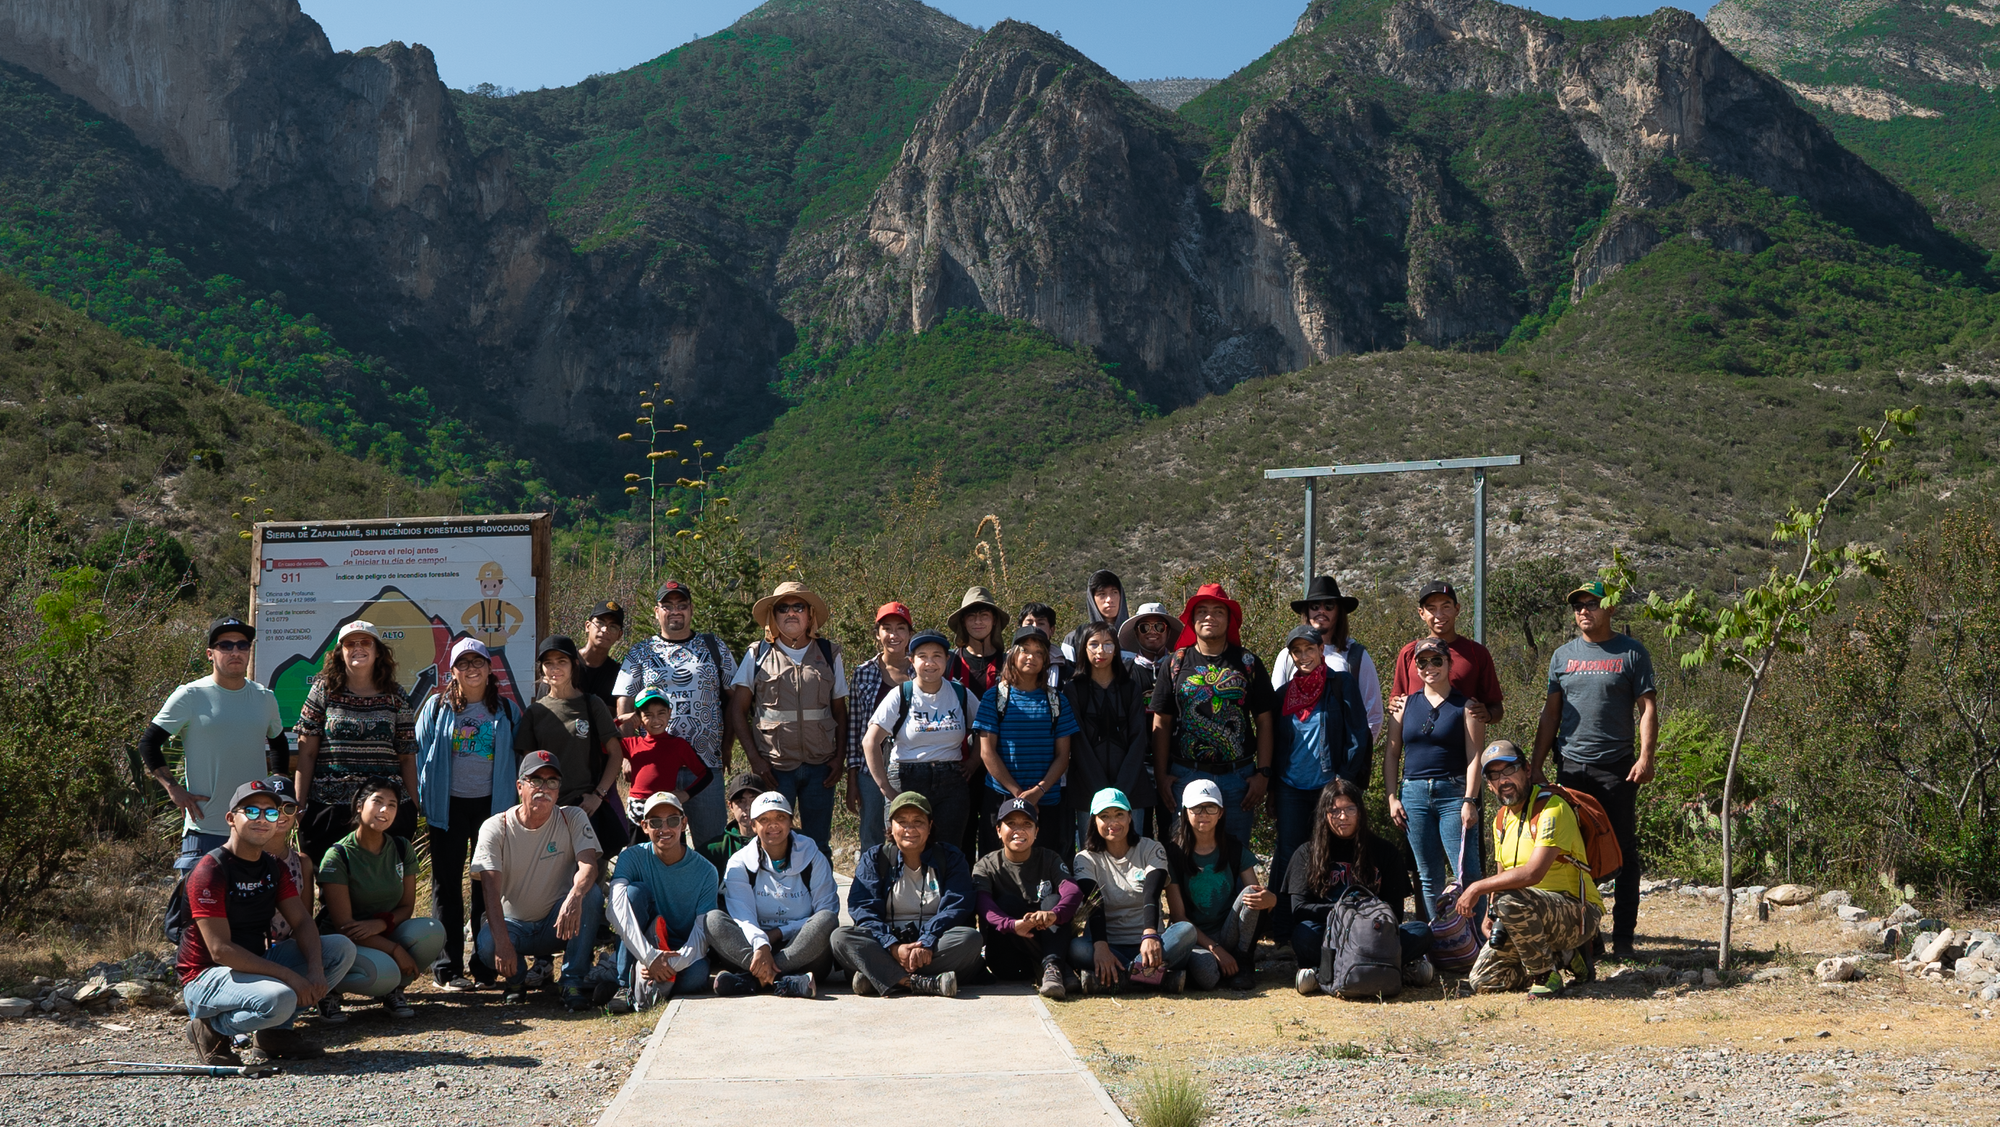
[1566,946,1596,985]
[607,988,634,1015]
[1295,968,1320,996]
[382,990,415,1019]
[252,1027,325,1060]
[186,1018,240,1066]
[1161,969,1186,994]
[316,994,348,1024]
[1403,956,1437,987]
[851,972,877,997]
[1224,968,1256,991]
[1527,970,1566,999]
[560,985,592,1012]
[1037,958,1067,1000]
[523,958,549,989]
[771,972,816,999]
[712,971,757,997]
[907,971,958,998]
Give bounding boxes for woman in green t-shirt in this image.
[319,777,444,1018]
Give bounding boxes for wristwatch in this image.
[1250,766,1269,778]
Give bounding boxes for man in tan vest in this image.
[729,582,848,856]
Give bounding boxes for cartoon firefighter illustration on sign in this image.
[460,561,523,644]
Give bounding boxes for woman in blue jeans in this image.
[1385,636,1486,920]
[1268,624,1371,936]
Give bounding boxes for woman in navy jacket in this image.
[832,790,982,997]
[1267,624,1371,934]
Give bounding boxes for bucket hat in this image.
[1174,583,1243,649]
[1117,602,1174,652]
[947,585,1006,640]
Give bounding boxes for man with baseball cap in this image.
[703,791,838,998]
[576,599,627,711]
[1391,581,1505,725]
[1530,578,1657,958]
[178,779,356,1064]
[699,773,766,877]
[1458,741,1603,997]
[615,580,739,847]
[607,792,719,1012]
[833,791,980,997]
[846,601,917,852]
[973,796,1082,998]
[472,751,606,1010]
[144,617,288,935]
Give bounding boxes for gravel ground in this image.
[0,985,656,1127]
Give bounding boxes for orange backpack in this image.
[1495,785,1623,881]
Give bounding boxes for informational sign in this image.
[249,514,551,727]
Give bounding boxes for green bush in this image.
[1134,1064,1212,1127]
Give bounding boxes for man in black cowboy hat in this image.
[1271,577,1382,741]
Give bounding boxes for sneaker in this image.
[383,990,415,1019]
[1528,970,1566,999]
[523,959,549,989]
[560,985,592,1012]
[607,988,634,1015]
[1295,967,1320,996]
[712,971,758,997]
[1224,968,1256,991]
[501,986,529,1005]
[317,994,348,1024]
[1566,946,1596,985]
[1403,956,1437,987]
[252,1027,325,1060]
[1161,969,1187,994]
[851,972,877,997]
[772,972,816,999]
[186,1018,240,1065]
[1037,959,1067,1000]
[443,976,477,992]
[907,971,957,997]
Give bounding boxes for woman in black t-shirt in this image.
[1283,779,1433,994]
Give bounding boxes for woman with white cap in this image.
[295,620,417,865]
[607,791,718,1012]
[414,637,523,989]
[703,790,838,998]
[1165,779,1277,991]
[729,581,848,858]
[1069,787,1195,993]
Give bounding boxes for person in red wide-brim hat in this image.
[1173,583,1243,649]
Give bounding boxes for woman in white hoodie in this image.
[701,791,839,997]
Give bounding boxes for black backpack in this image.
[1321,885,1404,999]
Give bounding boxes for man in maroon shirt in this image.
[178,779,356,1065]
[1390,581,1505,724]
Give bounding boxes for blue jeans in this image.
[183,934,359,1036]
[856,768,885,852]
[1068,920,1199,975]
[1400,777,1482,919]
[610,885,711,1001]
[175,832,229,873]
[476,886,606,989]
[769,761,836,858]
[1163,763,1256,846]
[1290,918,1432,969]
[1269,781,1325,934]
[339,918,447,996]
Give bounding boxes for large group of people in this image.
[150,568,1657,1063]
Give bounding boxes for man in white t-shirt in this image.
[861,631,973,848]
[1269,577,1383,741]
[141,618,288,890]
[473,751,605,1010]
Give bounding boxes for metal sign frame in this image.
[1263,456,1522,641]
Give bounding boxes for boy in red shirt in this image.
[623,688,713,820]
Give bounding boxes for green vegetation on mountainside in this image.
[723,313,1152,540]
[0,62,541,510]
[0,272,457,600]
[452,0,975,259]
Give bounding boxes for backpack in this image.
[994,681,1063,735]
[1495,785,1623,882]
[1321,885,1403,999]
[892,679,972,748]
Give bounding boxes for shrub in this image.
[1134,1063,1212,1127]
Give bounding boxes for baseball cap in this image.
[886,790,933,820]
[1181,779,1226,810]
[1412,636,1449,662]
[207,617,254,646]
[1282,623,1322,651]
[1011,625,1051,648]
[907,630,951,655]
[875,601,914,626]
[517,749,562,781]
[1416,581,1458,605]
[633,687,672,712]
[640,791,685,817]
[449,637,492,667]
[750,791,794,821]
[1567,580,1608,604]
[993,796,1039,825]
[337,620,381,642]
[655,580,694,604]
[261,776,297,808]
[1479,741,1524,773]
[537,634,581,665]
[724,772,763,802]
[589,599,626,627]
[1089,787,1132,815]
[229,778,285,808]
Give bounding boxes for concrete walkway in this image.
[595,985,1129,1126]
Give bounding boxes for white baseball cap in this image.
[338,620,381,642]
[749,791,794,821]
[449,637,492,666]
[640,791,685,816]
[1181,779,1227,810]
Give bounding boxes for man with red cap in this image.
[846,601,916,851]
[1149,583,1278,845]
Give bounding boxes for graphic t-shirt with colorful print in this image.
[1149,647,1278,769]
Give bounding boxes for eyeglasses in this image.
[774,602,809,614]
[235,806,284,822]
[643,815,686,828]
[522,775,561,790]
[1484,764,1523,781]
[1327,806,1359,818]
[1415,655,1447,669]
[210,640,252,652]
[1571,601,1603,612]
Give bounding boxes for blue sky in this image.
[303,0,1715,92]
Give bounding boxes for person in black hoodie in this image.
[1062,570,1130,667]
[1065,622,1155,840]
[1284,778,1433,994]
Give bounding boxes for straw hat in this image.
[752,581,830,628]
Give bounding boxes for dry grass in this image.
[0,834,176,990]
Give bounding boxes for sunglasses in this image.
[1571,601,1603,612]
[774,602,809,614]
[210,640,252,652]
[235,806,285,822]
[643,814,686,828]
[1415,655,1447,669]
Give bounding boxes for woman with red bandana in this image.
[1266,624,1372,935]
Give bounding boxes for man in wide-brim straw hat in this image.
[728,581,848,857]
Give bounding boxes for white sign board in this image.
[250,515,550,726]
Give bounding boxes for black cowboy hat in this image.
[1291,575,1359,614]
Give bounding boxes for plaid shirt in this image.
[847,656,888,770]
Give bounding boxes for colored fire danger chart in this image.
[250,515,551,726]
